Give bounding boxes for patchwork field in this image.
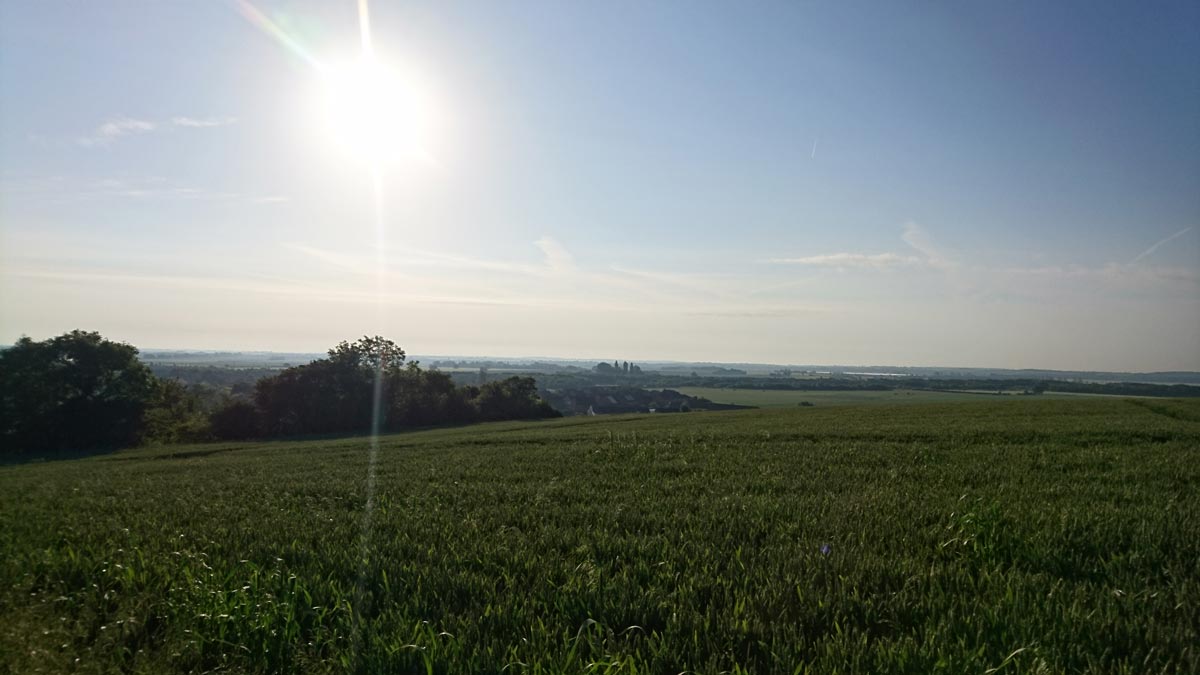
[2,398,1197,673]
[675,387,996,407]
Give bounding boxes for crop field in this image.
[675,387,995,407]
[2,398,1198,673]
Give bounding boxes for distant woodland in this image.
[0,332,558,456]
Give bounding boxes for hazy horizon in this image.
[3,1,1198,372]
[63,342,1200,375]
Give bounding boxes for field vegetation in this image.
[673,387,992,408]
[2,398,1197,673]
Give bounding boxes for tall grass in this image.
[2,398,1197,673]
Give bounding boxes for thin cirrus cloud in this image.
[77,117,156,147]
[769,222,943,271]
[283,237,793,314]
[532,237,575,273]
[769,252,922,269]
[170,116,238,128]
[77,115,237,146]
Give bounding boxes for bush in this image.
[209,400,262,440]
[143,379,212,444]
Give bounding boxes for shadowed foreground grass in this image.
[1,398,1197,673]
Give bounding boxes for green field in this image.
[2,399,1198,673]
[676,386,998,407]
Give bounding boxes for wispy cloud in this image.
[687,306,826,319]
[763,219,1198,306]
[533,237,575,273]
[1130,226,1193,264]
[768,222,953,272]
[280,237,815,318]
[76,114,236,147]
[283,243,369,273]
[901,221,957,270]
[2,174,285,205]
[769,252,921,269]
[171,116,238,128]
[78,117,156,147]
[998,262,1199,288]
[85,177,236,200]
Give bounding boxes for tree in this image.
[252,338,560,437]
[142,378,211,444]
[209,400,261,440]
[0,331,158,454]
[328,335,405,373]
[255,359,371,435]
[254,336,406,436]
[473,377,561,421]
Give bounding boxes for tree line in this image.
[593,360,643,375]
[0,331,559,456]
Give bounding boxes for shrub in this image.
[209,400,262,440]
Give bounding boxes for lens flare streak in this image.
[232,0,324,71]
[235,0,392,662]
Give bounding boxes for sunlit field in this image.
[2,398,1197,673]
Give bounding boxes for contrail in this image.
[1130,226,1193,264]
[811,138,818,159]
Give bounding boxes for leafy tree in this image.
[254,360,363,435]
[143,378,211,444]
[328,335,405,373]
[254,337,404,435]
[474,376,561,421]
[0,331,158,454]
[387,364,475,428]
[253,338,559,437]
[209,400,261,440]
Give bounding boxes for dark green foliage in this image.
[142,378,213,444]
[1,398,1196,672]
[209,400,262,440]
[253,338,558,436]
[253,336,408,436]
[0,331,159,454]
[475,376,560,421]
[146,364,282,391]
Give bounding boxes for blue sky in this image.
[2,1,1197,370]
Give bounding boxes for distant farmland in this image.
[2,398,1197,673]
[675,386,995,407]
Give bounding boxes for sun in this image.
[317,55,429,167]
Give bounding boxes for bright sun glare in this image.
[317,56,428,167]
